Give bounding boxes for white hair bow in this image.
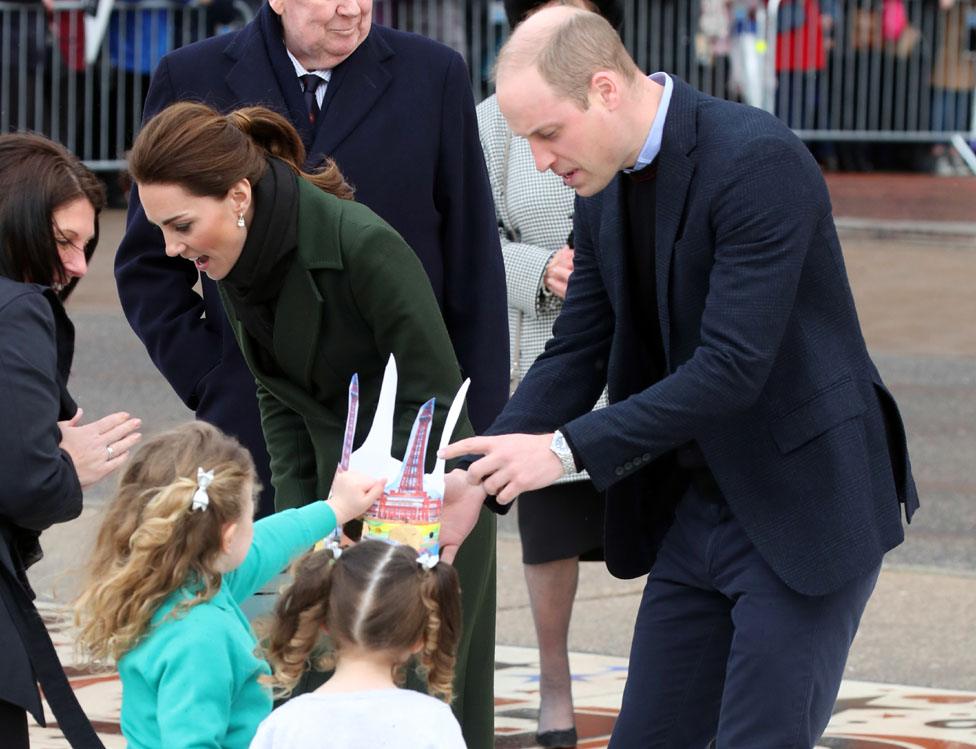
[416,552,439,570]
[190,468,214,512]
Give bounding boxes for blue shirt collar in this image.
[624,72,672,173]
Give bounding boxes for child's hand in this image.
[326,470,385,525]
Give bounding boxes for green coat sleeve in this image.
[256,380,319,511]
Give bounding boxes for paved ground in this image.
[26,173,976,746]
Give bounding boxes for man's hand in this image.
[439,469,488,565]
[438,433,564,505]
[543,245,574,299]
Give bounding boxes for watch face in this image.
[552,432,568,452]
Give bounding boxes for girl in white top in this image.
[250,540,465,749]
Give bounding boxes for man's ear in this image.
[268,0,285,16]
[590,70,621,110]
[221,520,239,555]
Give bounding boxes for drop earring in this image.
[237,213,246,229]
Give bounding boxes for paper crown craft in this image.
[327,355,470,556]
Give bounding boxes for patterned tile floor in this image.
[30,606,976,748]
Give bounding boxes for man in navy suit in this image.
[114,2,504,745]
[442,7,918,746]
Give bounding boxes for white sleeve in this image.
[248,715,277,749]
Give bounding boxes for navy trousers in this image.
[609,485,880,748]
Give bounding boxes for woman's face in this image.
[52,197,96,286]
[138,181,250,281]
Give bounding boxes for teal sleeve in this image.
[154,625,235,748]
[225,502,337,602]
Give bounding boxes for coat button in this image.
[615,467,625,476]
[642,453,651,462]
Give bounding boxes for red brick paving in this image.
[826,174,976,223]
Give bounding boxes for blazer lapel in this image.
[654,77,698,370]
[312,26,393,158]
[597,176,627,298]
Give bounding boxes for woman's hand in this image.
[326,470,386,525]
[58,408,142,488]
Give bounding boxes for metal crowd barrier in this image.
[2,0,973,173]
[765,0,976,171]
[0,0,254,171]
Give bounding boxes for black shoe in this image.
[536,727,578,748]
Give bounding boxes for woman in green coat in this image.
[128,101,497,748]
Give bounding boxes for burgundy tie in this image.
[300,74,322,126]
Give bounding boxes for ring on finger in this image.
[106,444,114,460]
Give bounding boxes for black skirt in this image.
[517,480,605,565]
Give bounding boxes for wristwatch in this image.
[549,430,577,477]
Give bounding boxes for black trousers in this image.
[0,700,30,749]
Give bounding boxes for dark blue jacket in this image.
[0,278,98,745]
[490,78,918,596]
[115,8,508,514]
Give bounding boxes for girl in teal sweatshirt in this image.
[74,422,384,748]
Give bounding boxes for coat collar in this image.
[222,9,395,161]
[312,26,394,159]
[222,10,295,124]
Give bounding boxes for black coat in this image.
[0,277,82,720]
[115,8,510,516]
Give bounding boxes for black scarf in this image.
[221,157,299,358]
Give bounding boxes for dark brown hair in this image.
[261,540,462,702]
[128,101,353,201]
[75,422,258,662]
[0,132,105,298]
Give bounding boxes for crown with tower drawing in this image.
[337,355,470,554]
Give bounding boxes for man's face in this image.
[271,0,373,70]
[498,66,621,197]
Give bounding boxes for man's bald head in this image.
[496,5,639,109]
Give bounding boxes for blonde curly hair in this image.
[74,422,257,663]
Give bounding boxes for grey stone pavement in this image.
[28,191,976,697]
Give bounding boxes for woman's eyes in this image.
[174,223,191,233]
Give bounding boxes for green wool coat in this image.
[219,178,497,748]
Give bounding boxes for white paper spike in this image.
[428,378,471,496]
[349,355,399,477]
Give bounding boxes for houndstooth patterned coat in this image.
[477,94,608,485]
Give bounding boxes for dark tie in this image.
[300,74,322,126]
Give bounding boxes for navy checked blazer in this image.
[488,77,918,596]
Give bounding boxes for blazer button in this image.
[642,452,651,462]
[615,467,625,476]
[624,461,633,471]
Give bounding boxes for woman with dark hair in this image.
[128,100,495,744]
[478,2,623,747]
[0,133,142,747]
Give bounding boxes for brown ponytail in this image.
[129,101,353,201]
[417,563,462,701]
[260,540,462,702]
